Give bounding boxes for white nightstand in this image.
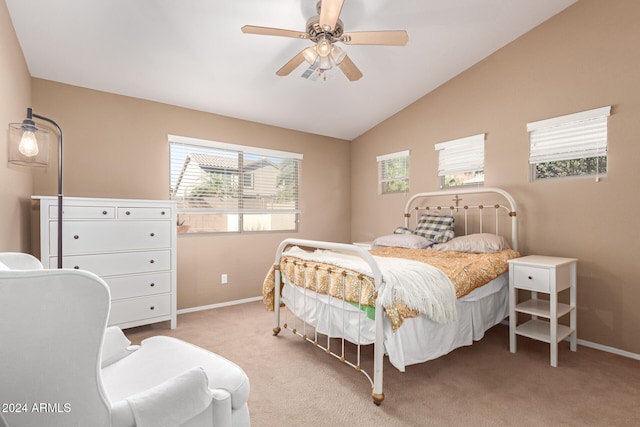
[508,255,578,367]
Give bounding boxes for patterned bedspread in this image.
[263,247,520,330]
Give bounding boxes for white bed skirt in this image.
[282,273,509,372]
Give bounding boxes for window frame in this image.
[435,133,485,188]
[376,150,410,195]
[169,134,303,234]
[527,106,610,181]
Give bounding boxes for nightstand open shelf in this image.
[515,319,574,344]
[508,255,578,367]
[514,299,572,318]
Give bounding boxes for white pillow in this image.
[431,233,510,253]
[372,234,434,249]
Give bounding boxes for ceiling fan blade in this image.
[241,25,308,40]
[276,50,307,76]
[337,55,363,82]
[342,30,409,46]
[319,0,345,32]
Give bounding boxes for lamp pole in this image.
[25,108,64,268]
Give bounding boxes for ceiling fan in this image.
[241,0,409,82]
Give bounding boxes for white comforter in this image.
[284,246,457,324]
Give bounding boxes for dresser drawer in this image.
[52,220,171,255]
[512,265,550,292]
[117,207,171,219]
[56,250,171,276]
[105,272,171,300]
[50,205,115,219]
[109,294,171,326]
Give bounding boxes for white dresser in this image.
[34,196,177,329]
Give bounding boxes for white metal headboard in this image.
[403,187,518,251]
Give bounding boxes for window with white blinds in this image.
[527,106,610,181]
[169,135,302,233]
[376,150,409,194]
[434,133,485,188]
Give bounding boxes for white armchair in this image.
[0,253,250,427]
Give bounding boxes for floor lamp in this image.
[8,108,64,268]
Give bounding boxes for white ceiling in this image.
[6,0,576,140]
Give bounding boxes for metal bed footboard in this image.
[272,238,386,405]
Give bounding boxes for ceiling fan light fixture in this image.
[316,38,332,57]
[303,46,319,65]
[318,55,332,71]
[330,45,346,65]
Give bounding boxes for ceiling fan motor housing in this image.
[306,16,344,43]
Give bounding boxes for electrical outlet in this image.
[221,274,228,285]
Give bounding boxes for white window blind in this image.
[169,135,302,233]
[376,150,409,194]
[434,134,485,176]
[527,106,611,164]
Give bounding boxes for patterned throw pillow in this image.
[414,214,455,243]
[393,226,414,235]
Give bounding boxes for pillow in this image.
[393,226,414,235]
[372,234,434,249]
[431,233,511,253]
[414,214,455,243]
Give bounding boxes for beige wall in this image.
[30,80,351,309]
[0,0,32,252]
[351,0,640,355]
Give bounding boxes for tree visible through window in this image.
[528,106,610,181]
[169,135,302,233]
[377,150,409,194]
[435,134,485,188]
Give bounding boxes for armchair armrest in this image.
[102,327,138,368]
[0,252,43,270]
[119,367,212,427]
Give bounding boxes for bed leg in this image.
[273,266,282,336]
[372,392,385,406]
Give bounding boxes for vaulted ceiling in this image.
[6,0,576,140]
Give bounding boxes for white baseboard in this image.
[575,338,640,361]
[500,320,640,361]
[177,296,263,315]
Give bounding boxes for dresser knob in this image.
[74,266,80,270]
[73,235,79,240]
[125,211,131,215]
[528,276,533,280]
[102,211,107,215]
[150,306,155,310]
[150,260,155,264]
[150,283,155,287]
[150,233,155,237]
[161,211,166,215]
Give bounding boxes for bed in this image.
[262,187,520,405]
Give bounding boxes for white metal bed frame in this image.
[271,187,518,405]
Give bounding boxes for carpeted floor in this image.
[125,301,640,427]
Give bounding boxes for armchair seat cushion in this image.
[101,336,250,411]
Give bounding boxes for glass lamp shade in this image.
[7,122,51,167]
[303,46,319,65]
[330,46,346,65]
[316,38,332,57]
[318,55,332,71]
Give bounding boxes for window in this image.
[527,106,610,181]
[435,134,485,188]
[377,150,409,194]
[169,135,302,233]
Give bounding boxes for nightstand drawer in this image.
[512,265,550,292]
